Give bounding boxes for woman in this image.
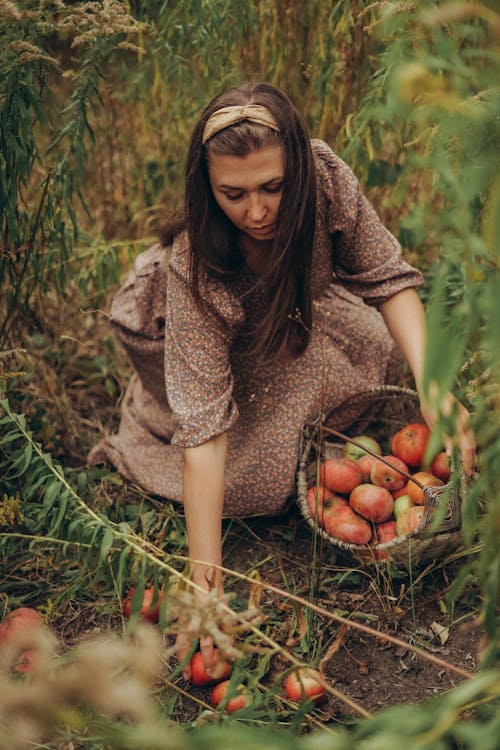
[89,82,475,675]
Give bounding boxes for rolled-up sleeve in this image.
[164,235,244,447]
[313,140,424,306]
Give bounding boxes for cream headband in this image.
[202,104,280,144]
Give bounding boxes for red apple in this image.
[323,504,372,545]
[391,422,431,467]
[349,484,394,523]
[392,484,410,500]
[320,457,363,494]
[123,586,164,623]
[210,680,251,712]
[284,667,326,705]
[306,486,345,524]
[0,608,43,647]
[189,649,232,687]
[407,471,444,506]
[372,519,398,559]
[370,455,409,491]
[357,453,381,482]
[431,452,451,482]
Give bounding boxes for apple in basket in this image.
[391,422,431,467]
[323,502,372,545]
[342,435,382,462]
[306,486,347,525]
[396,505,426,536]
[349,484,394,523]
[320,457,363,494]
[372,519,398,560]
[370,455,409,492]
[356,452,381,482]
[431,452,451,482]
[407,471,444,506]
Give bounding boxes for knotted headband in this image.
[202,104,280,144]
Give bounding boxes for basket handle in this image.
[304,422,425,490]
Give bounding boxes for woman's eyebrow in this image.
[217,176,284,190]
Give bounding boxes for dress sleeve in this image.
[164,233,244,447]
[313,139,424,306]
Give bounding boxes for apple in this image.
[210,680,251,712]
[393,494,414,518]
[123,586,164,622]
[320,457,363,494]
[431,452,451,482]
[284,667,326,705]
[372,519,398,559]
[391,422,431,467]
[349,484,394,523]
[0,608,43,647]
[396,506,425,535]
[407,471,444,506]
[370,455,409,492]
[306,486,345,524]
[356,453,381,482]
[189,649,232,687]
[343,435,382,461]
[323,504,372,545]
[392,484,410,500]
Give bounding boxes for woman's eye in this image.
[225,193,243,201]
[264,183,283,194]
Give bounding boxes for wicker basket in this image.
[297,385,464,568]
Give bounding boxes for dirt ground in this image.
[205,506,483,720]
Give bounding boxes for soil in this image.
[214,506,484,721]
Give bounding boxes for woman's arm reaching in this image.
[176,431,227,678]
[380,288,475,474]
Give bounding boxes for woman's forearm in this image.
[380,287,426,387]
[182,432,227,590]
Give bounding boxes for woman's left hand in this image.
[419,390,476,476]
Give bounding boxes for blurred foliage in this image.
[1,0,499,747]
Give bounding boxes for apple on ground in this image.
[320,457,363,494]
[391,422,431,467]
[370,455,409,492]
[210,680,251,712]
[323,503,372,545]
[122,586,164,623]
[343,435,382,462]
[0,607,45,674]
[349,484,394,523]
[407,472,444,505]
[284,667,326,705]
[189,649,232,687]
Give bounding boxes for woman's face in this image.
[208,145,285,243]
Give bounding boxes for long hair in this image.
[172,82,317,361]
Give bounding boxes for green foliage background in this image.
[1,0,499,748]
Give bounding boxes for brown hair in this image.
[165,82,317,361]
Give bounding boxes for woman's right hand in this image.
[175,565,225,680]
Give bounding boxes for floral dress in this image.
[88,140,423,516]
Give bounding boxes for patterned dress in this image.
[88,140,423,516]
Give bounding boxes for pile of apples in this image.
[306,422,451,554]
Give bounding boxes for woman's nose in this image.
[246,193,267,222]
